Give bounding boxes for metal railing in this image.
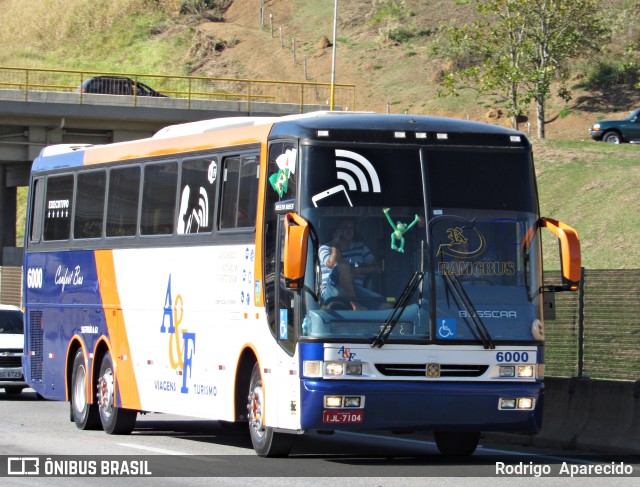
[0,66,357,113]
[545,268,640,381]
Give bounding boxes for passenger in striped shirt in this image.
[319,219,381,309]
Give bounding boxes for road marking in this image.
[115,442,189,455]
[339,432,595,464]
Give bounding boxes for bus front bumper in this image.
[300,379,543,433]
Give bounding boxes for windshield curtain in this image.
[299,145,429,342]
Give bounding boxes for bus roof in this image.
[32,111,528,173]
[151,111,375,139]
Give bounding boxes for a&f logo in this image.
[338,346,356,361]
[160,275,196,394]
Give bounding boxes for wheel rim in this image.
[248,382,265,438]
[73,364,87,413]
[97,367,115,419]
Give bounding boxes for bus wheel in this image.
[4,386,25,394]
[96,352,137,435]
[71,349,100,430]
[434,431,480,456]
[247,363,293,457]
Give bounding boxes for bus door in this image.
[266,140,301,430]
[272,214,301,429]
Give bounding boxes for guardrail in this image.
[0,66,356,113]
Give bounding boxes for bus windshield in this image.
[428,149,541,343]
[299,144,542,344]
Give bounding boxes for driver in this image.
[318,219,381,310]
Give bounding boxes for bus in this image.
[23,111,581,457]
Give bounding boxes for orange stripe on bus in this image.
[83,124,274,165]
[95,249,141,410]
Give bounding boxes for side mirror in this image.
[283,213,309,289]
[541,217,581,291]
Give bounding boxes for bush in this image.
[388,27,432,44]
[584,61,639,91]
[179,0,232,20]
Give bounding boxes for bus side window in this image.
[29,178,45,243]
[177,157,217,234]
[141,162,178,236]
[219,153,259,230]
[238,154,259,227]
[106,166,140,237]
[74,171,106,239]
[43,174,73,241]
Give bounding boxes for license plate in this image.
[0,370,23,379]
[322,410,364,424]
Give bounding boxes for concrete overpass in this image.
[0,90,332,268]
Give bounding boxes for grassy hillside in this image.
[3,0,639,269]
[534,140,640,269]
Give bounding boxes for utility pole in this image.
[330,0,338,110]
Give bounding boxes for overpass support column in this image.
[0,163,18,266]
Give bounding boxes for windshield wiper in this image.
[371,270,424,348]
[441,271,495,350]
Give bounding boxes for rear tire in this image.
[71,349,100,430]
[247,363,293,457]
[434,431,480,456]
[96,352,137,435]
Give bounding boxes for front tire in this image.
[247,363,293,457]
[602,131,622,143]
[71,349,100,430]
[434,431,480,456]
[96,352,137,435]
[4,386,25,394]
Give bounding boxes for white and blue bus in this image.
[23,112,580,456]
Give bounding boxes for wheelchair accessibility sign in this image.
[437,318,457,339]
[279,309,288,340]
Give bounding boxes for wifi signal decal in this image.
[335,150,381,193]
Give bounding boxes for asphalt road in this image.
[0,389,637,487]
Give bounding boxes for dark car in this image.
[79,76,167,97]
[589,108,640,143]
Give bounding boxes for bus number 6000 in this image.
[496,352,529,363]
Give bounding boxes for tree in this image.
[435,0,609,138]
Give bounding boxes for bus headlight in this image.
[303,360,322,377]
[324,395,364,408]
[500,398,516,409]
[499,397,535,410]
[499,364,535,378]
[345,363,363,375]
[344,396,362,407]
[326,362,344,376]
[325,362,363,376]
[304,361,364,377]
[499,366,515,377]
[325,396,343,408]
[517,397,534,409]
[517,365,534,378]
